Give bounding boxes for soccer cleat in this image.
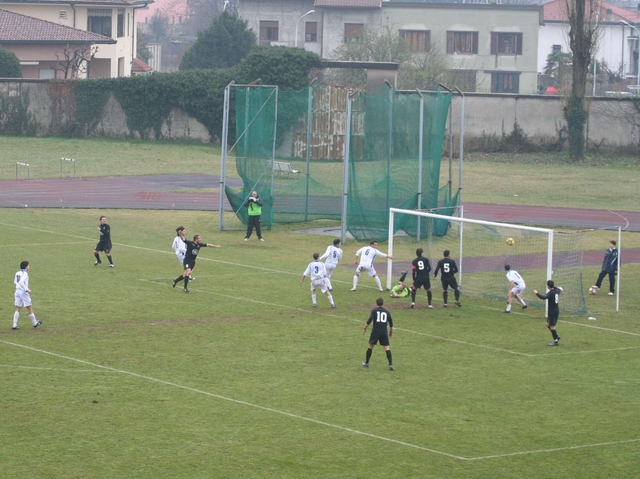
[410,302,415,308]
[183,288,189,293]
[503,310,511,313]
[608,292,614,296]
[331,304,336,308]
[94,261,101,266]
[443,304,448,307]
[455,301,461,307]
[522,305,528,310]
[548,341,559,346]
[389,365,394,371]
[34,321,42,328]
[313,304,317,307]
[362,362,369,368]
[259,238,265,242]
[243,238,248,242]
[350,287,357,291]
[189,276,195,281]
[109,264,115,268]
[428,304,433,309]
[11,326,19,330]
[172,278,179,288]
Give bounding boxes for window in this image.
[259,20,278,45]
[491,72,520,93]
[344,23,364,43]
[552,44,562,53]
[87,9,112,37]
[59,10,67,20]
[446,31,478,54]
[117,9,125,37]
[400,30,430,52]
[490,32,523,55]
[305,22,317,42]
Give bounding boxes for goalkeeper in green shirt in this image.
[390,271,410,298]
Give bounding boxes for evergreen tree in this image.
[0,49,22,78]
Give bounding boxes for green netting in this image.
[224,84,453,239]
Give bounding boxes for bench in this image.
[269,160,300,178]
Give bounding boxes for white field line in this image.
[0,338,465,460]
[0,363,116,373]
[3,337,638,461]
[0,241,90,248]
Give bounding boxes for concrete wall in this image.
[2,79,639,151]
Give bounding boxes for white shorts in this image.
[15,290,32,308]
[311,278,329,294]
[510,285,526,297]
[325,263,337,277]
[357,265,376,277]
[176,252,185,265]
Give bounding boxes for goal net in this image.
[387,208,588,315]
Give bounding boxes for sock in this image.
[107,255,113,265]
[365,348,372,364]
[29,313,37,326]
[184,276,189,289]
[454,290,460,302]
[374,276,382,291]
[94,253,101,262]
[386,349,393,365]
[506,303,512,312]
[519,298,526,306]
[311,293,317,305]
[443,291,448,304]
[427,291,432,304]
[13,311,19,328]
[175,275,184,282]
[328,295,335,306]
[353,276,358,288]
[411,289,416,302]
[551,329,559,340]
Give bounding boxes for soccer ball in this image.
[506,237,515,246]
[588,286,597,295]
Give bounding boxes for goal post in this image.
[387,208,588,315]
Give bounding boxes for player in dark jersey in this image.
[434,250,461,307]
[93,215,114,267]
[535,280,563,346]
[172,235,221,292]
[410,248,433,309]
[362,297,394,370]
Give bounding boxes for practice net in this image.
[387,209,588,315]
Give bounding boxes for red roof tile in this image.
[314,0,382,8]
[132,57,152,72]
[0,9,116,42]
[543,0,640,24]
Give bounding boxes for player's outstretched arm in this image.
[206,243,221,248]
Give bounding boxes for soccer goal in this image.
[387,208,588,315]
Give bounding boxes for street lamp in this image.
[295,10,315,48]
[620,20,640,94]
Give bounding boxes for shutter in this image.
[446,31,454,54]
[490,32,497,55]
[516,33,523,55]
[472,32,479,54]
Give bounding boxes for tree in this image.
[179,10,255,70]
[544,50,573,86]
[564,0,600,160]
[50,44,97,79]
[136,30,152,64]
[149,11,170,44]
[0,49,22,78]
[185,0,236,33]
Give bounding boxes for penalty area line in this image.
[0,338,466,461]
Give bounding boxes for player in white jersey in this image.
[300,252,336,308]
[351,240,393,292]
[12,261,42,330]
[172,226,194,281]
[504,264,527,313]
[319,238,343,290]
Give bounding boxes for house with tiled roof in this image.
[0,9,115,78]
[238,0,542,93]
[539,0,640,89]
[0,0,153,77]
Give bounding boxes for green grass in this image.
[1,208,639,478]
[2,137,640,211]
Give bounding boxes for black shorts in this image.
[413,278,431,290]
[441,277,458,290]
[183,260,196,271]
[369,331,390,347]
[95,241,112,253]
[547,313,559,327]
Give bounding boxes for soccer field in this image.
[1,208,639,478]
